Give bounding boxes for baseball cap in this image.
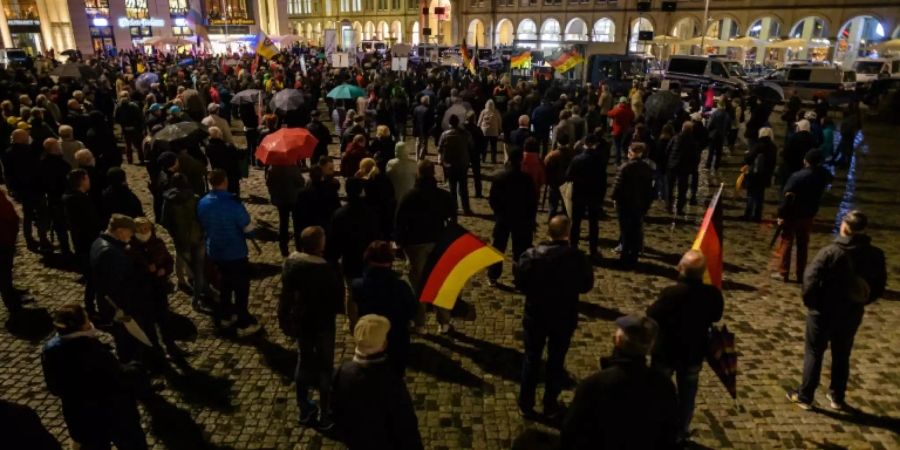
[149,103,162,112]
[354,314,391,356]
[614,314,659,356]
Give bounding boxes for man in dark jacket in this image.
[114,91,145,164]
[295,162,342,236]
[40,137,72,255]
[612,142,655,265]
[774,150,833,282]
[0,189,24,313]
[530,99,555,155]
[3,128,47,249]
[566,133,609,260]
[395,161,457,334]
[279,226,345,429]
[788,210,886,411]
[647,250,724,440]
[464,111,485,198]
[351,242,418,374]
[487,150,537,285]
[412,96,433,160]
[508,115,532,155]
[102,167,144,227]
[561,314,678,449]
[205,126,245,197]
[514,215,594,418]
[666,121,698,215]
[307,110,332,164]
[438,114,473,214]
[41,304,147,450]
[779,119,816,188]
[161,173,209,312]
[63,169,103,319]
[332,314,424,450]
[328,178,379,327]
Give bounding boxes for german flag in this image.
[460,40,476,75]
[510,50,532,69]
[549,48,584,73]
[419,223,504,310]
[691,184,724,288]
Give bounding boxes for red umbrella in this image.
[255,127,319,166]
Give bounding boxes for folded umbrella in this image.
[269,89,306,116]
[707,324,737,399]
[103,297,153,347]
[326,83,366,100]
[255,127,319,165]
[232,89,263,106]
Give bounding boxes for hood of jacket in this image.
[834,233,871,250]
[163,186,194,203]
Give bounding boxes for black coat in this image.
[90,233,139,310]
[394,179,456,246]
[307,119,332,161]
[514,241,594,331]
[566,144,609,206]
[561,353,679,450]
[327,200,380,279]
[351,267,418,371]
[0,399,62,450]
[508,127,531,153]
[2,143,41,196]
[295,178,341,234]
[332,356,423,450]
[666,133,699,173]
[647,278,724,367]
[612,159,654,213]
[63,190,102,249]
[802,234,887,311]
[205,138,244,186]
[777,166,832,220]
[782,130,815,177]
[102,185,144,225]
[743,137,777,189]
[412,104,432,138]
[489,167,537,230]
[278,252,344,339]
[40,153,72,203]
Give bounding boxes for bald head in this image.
[548,215,571,241]
[11,129,29,144]
[678,250,706,280]
[43,138,61,155]
[208,126,223,139]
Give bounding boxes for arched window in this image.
[564,18,588,41]
[411,21,420,45]
[592,18,615,42]
[629,18,653,54]
[541,18,561,42]
[496,19,514,46]
[747,17,781,40]
[790,16,827,39]
[517,19,537,41]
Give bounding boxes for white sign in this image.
[331,52,349,68]
[117,17,165,28]
[391,56,408,71]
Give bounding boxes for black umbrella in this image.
[231,89,263,106]
[269,89,305,115]
[752,82,785,105]
[51,62,96,80]
[151,121,207,152]
[644,91,683,126]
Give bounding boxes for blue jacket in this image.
[197,189,251,262]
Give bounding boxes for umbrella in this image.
[752,81,785,104]
[706,324,737,399]
[255,127,319,165]
[326,83,366,100]
[231,89,263,106]
[727,36,763,49]
[51,62,96,80]
[269,89,306,115]
[135,72,159,93]
[104,297,152,347]
[151,121,207,152]
[644,91,683,126]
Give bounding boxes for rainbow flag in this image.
[549,48,584,73]
[419,224,503,310]
[509,50,531,69]
[691,184,724,288]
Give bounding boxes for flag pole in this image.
[700,0,711,53]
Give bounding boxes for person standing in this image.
[279,226,344,429]
[39,137,72,255]
[666,121,698,216]
[779,119,815,188]
[395,161,457,334]
[438,114,474,215]
[478,99,502,163]
[607,97,635,165]
[0,188,24,314]
[787,210,886,411]
[386,141,417,206]
[530,98,555,155]
[265,162,305,257]
[201,103,234,144]
[566,133,609,260]
[307,110,332,164]
[464,111,485,198]
[63,169,103,320]
[741,127,777,222]
[206,126,245,197]
[561,315,678,449]
[611,142,655,266]
[113,91,145,164]
[351,242,419,374]
[3,129,48,250]
[706,98,730,173]
[197,169,260,336]
[647,250,724,442]
[101,167,144,228]
[774,150,832,282]
[487,150,537,286]
[331,314,424,450]
[508,115,532,155]
[161,173,210,313]
[412,96,433,160]
[41,304,148,450]
[514,215,594,419]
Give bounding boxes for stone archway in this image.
[835,15,886,65]
[467,18,486,46]
[496,18,514,46]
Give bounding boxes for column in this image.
[150,0,175,39]
[67,0,94,54]
[108,0,134,49]
[0,2,12,50]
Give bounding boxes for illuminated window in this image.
[592,18,614,42]
[168,0,189,14]
[4,0,40,20]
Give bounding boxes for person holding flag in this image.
[514,215,594,420]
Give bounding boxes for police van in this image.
[663,55,748,92]
[853,57,900,84]
[761,65,856,103]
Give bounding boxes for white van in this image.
[853,57,900,83]
[762,65,856,102]
[664,55,748,91]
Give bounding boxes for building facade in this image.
[290,0,900,65]
[0,0,291,56]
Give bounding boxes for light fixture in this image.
[92,17,109,27]
[174,17,187,27]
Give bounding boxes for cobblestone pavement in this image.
[1,110,898,450]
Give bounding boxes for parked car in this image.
[853,57,900,84]
[0,48,28,69]
[584,54,651,94]
[663,55,748,93]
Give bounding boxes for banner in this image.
[324,29,337,57]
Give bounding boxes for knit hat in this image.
[354,314,391,356]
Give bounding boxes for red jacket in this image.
[607,103,635,137]
[0,191,20,248]
[521,152,546,194]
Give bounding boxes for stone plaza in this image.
[1,111,898,450]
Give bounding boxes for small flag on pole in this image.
[419,223,504,311]
[549,48,584,73]
[510,50,532,69]
[255,31,279,60]
[460,39,476,75]
[691,184,724,288]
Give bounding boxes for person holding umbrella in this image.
[646,250,723,443]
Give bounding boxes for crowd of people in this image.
[0,47,888,449]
